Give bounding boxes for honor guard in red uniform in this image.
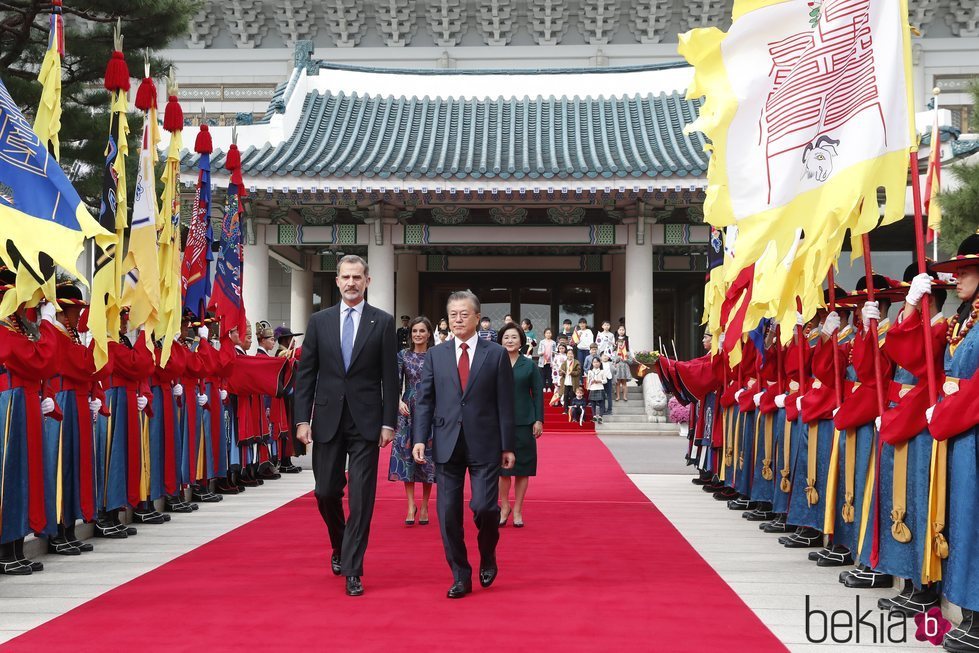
[41,281,103,556]
[0,267,60,574]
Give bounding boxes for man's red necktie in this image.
[458,342,470,390]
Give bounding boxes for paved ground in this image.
[0,436,950,651]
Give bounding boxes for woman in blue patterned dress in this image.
[388,316,436,525]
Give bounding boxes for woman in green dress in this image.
[497,323,544,528]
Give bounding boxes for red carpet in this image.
[3,435,784,653]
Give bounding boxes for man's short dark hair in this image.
[447,290,480,314]
[337,254,369,276]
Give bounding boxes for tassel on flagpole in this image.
[134,53,157,112]
[195,124,213,154]
[103,21,130,93]
[163,95,184,132]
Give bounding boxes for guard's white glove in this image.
[796,312,806,327]
[875,416,882,431]
[136,395,148,412]
[718,333,725,348]
[774,394,787,409]
[39,302,58,324]
[173,332,182,342]
[795,396,803,412]
[907,273,933,307]
[734,388,745,401]
[832,407,840,418]
[41,397,56,415]
[753,391,764,408]
[925,405,935,424]
[198,325,209,340]
[822,311,841,337]
[196,393,208,407]
[89,398,102,418]
[219,389,228,401]
[862,301,881,329]
[172,383,184,397]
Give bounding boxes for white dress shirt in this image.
[340,299,365,342]
[455,332,480,371]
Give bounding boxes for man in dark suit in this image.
[294,255,399,597]
[412,290,515,599]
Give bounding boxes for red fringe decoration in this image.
[103,51,131,93]
[134,77,157,112]
[195,124,213,154]
[163,95,184,133]
[225,144,241,171]
[226,144,244,187]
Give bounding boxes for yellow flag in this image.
[680,0,917,341]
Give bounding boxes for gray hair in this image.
[447,290,480,314]
[337,254,369,276]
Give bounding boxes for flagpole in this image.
[795,297,807,396]
[827,267,843,408]
[932,89,940,262]
[860,235,887,416]
[910,150,940,406]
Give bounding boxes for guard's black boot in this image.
[65,524,94,552]
[13,538,42,572]
[258,462,281,480]
[94,510,128,538]
[760,513,788,532]
[164,494,194,513]
[192,483,223,503]
[48,524,81,556]
[779,526,822,547]
[945,609,979,652]
[726,497,756,511]
[888,584,941,617]
[842,564,893,589]
[214,473,241,494]
[133,501,168,524]
[879,578,914,610]
[0,541,31,575]
[815,544,853,567]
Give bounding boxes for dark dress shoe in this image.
[279,464,302,474]
[345,576,364,596]
[446,580,472,599]
[479,566,498,588]
[331,553,342,576]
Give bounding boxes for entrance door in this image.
[419,272,609,335]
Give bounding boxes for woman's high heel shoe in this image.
[499,508,510,527]
[405,508,416,526]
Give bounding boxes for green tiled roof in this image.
[184,91,707,181]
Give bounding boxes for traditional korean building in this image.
[163,1,979,355]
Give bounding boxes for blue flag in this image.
[181,154,213,318]
[0,78,113,314]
